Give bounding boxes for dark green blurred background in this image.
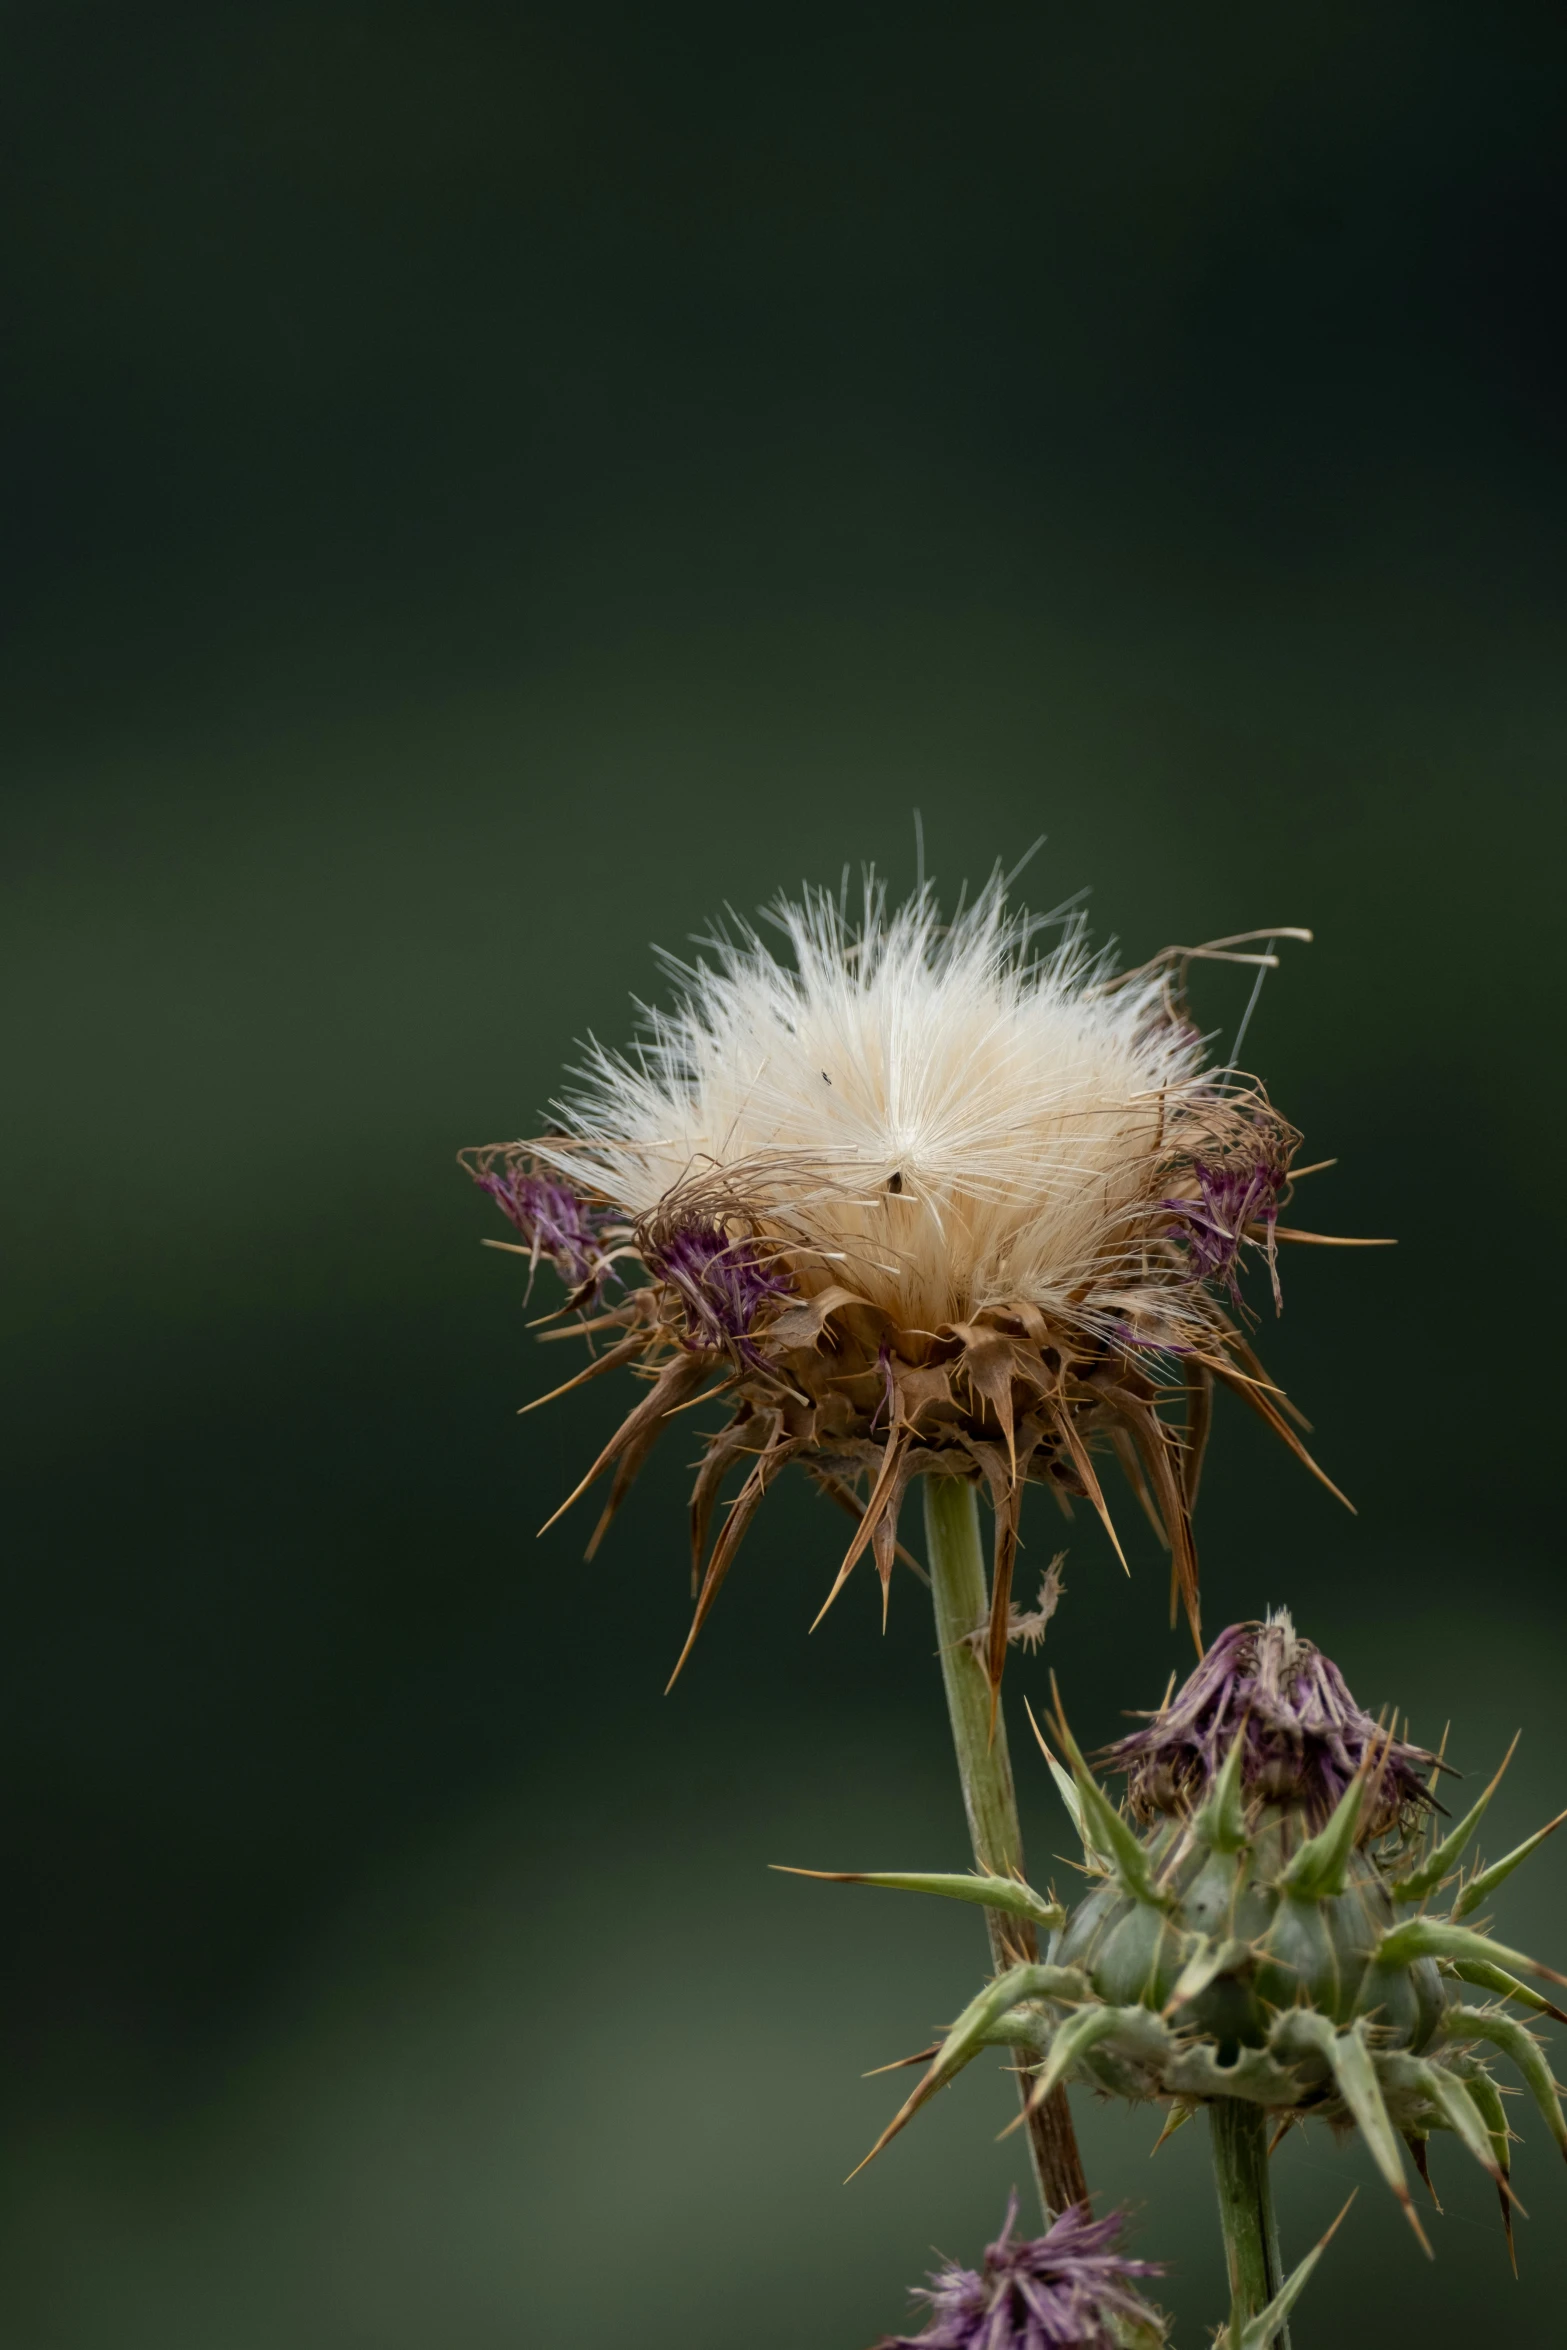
[4,6,1565,2343]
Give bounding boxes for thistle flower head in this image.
[1101,1609,1438,1836]
[544,875,1285,1340]
[880,2198,1166,2350]
[466,870,1350,1688]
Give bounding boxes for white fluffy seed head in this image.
[543,874,1262,1341]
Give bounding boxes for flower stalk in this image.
[923,1473,1088,2218]
[1209,2097,1289,2349]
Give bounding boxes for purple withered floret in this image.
[880,2199,1164,2350]
[643,1217,793,1357]
[1163,1152,1287,1307]
[1108,1321,1194,1358]
[473,1166,616,1296]
[1101,1613,1438,1836]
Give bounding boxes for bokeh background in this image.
[5,6,1566,2344]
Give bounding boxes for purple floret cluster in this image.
[1164,1151,1287,1306]
[881,2199,1164,2350]
[1101,1614,1437,1835]
[642,1217,793,1356]
[473,1165,616,1295]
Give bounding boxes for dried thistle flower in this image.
[465,873,1350,1692]
[879,2197,1166,2350]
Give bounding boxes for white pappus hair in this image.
[545,871,1268,1349]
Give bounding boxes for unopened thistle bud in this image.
[823,1617,1567,2268]
[465,874,1359,1691]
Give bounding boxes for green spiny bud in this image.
[840,1616,1567,2254]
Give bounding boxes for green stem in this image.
[923,1474,1089,2222]
[1209,2097,1289,2348]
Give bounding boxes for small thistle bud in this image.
[465,874,1359,1687]
[878,2197,1166,2349]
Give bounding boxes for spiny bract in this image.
[818,1616,1567,2266]
[466,874,1359,1693]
